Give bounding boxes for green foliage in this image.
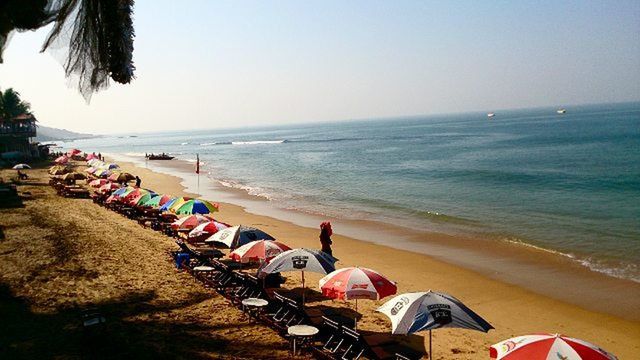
[0,87,31,120]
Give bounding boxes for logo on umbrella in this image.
[351,284,369,290]
[390,296,411,315]
[219,232,230,240]
[292,256,308,269]
[427,304,452,325]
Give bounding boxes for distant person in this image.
[98,153,102,161]
[319,221,333,256]
[135,176,141,188]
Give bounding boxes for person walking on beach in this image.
[135,175,141,188]
[319,221,333,256]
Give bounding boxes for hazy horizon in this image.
[1,1,639,134]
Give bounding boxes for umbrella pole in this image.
[355,298,358,330]
[301,271,306,305]
[429,330,432,360]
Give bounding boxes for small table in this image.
[241,298,268,322]
[288,325,319,355]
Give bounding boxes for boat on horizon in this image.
[557,108,566,114]
[487,113,495,118]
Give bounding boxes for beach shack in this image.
[0,113,39,162]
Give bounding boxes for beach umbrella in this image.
[98,182,121,194]
[12,164,31,169]
[167,197,192,213]
[108,172,135,183]
[229,240,291,264]
[188,220,230,238]
[89,179,109,187]
[49,166,71,175]
[112,186,134,197]
[86,154,98,160]
[490,333,618,360]
[95,169,112,178]
[122,188,151,203]
[174,199,219,215]
[67,148,81,156]
[320,267,397,327]
[204,225,274,249]
[171,214,214,230]
[159,197,178,212]
[54,155,69,164]
[85,167,97,174]
[259,248,337,304]
[62,172,87,181]
[143,194,174,208]
[106,163,119,169]
[87,159,103,167]
[132,192,157,206]
[377,290,493,359]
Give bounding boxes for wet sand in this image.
[108,157,640,359]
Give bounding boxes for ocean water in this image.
[66,102,640,282]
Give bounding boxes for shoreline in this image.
[109,153,640,322]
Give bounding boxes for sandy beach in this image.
[1,160,639,359]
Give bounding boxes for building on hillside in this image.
[0,113,38,160]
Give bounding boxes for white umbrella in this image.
[12,164,31,169]
[490,333,618,360]
[377,290,493,359]
[204,225,274,249]
[260,248,337,304]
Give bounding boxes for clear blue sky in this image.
[1,0,639,133]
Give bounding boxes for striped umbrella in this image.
[132,192,157,206]
[377,290,493,359]
[174,199,219,215]
[108,172,135,183]
[204,225,274,249]
[320,267,397,328]
[490,334,617,360]
[260,248,337,304]
[89,179,109,188]
[122,188,152,204]
[143,194,174,208]
[229,240,291,263]
[171,214,214,230]
[167,197,192,213]
[112,186,134,197]
[159,197,178,211]
[95,169,112,178]
[188,220,230,238]
[98,182,121,194]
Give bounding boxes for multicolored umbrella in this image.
[12,164,31,169]
[490,334,618,360]
[108,172,135,183]
[61,172,87,181]
[377,290,493,359]
[142,194,174,208]
[167,197,192,213]
[171,214,214,230]
[89,179,109,187]
[98,182,121,194]
[174,199,219,215]
[159,197,178,212]
[122,188,151,204]
[229,240,291,263]
[132,192,157,206]
[188,220,230,238]
[87,159,103,167]
[204,225,274,249]
[112,186,134,197]
[95,169,112,178]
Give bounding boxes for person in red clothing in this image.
[319,221,333,256]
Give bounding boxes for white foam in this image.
[231,140,285,145]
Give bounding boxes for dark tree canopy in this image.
[0,88,32,120]
[0,0,136,101]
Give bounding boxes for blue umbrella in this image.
[112,186,131,197]
[159,197,178,211]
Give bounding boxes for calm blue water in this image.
[68,103,640,281]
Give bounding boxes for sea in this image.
[64,102,640,283]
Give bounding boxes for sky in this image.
[1,0,639,134]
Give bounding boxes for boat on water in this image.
[557,108,566,114]
[145,153,175,160]
[487,113,495,118]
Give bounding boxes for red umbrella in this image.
[319,266,397,328]
[54,156,69,164]
[171,214,214,230]
[89,179,109,188]
[86,153,98,160]
[229,240,291,263]
[490,333,618,360]
[188,220,231,238]
[67,148,81,156]
[98,183,121,194]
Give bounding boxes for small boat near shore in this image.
[145,153,175,160]
[557,108,566,114]
[487,113,495,118]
